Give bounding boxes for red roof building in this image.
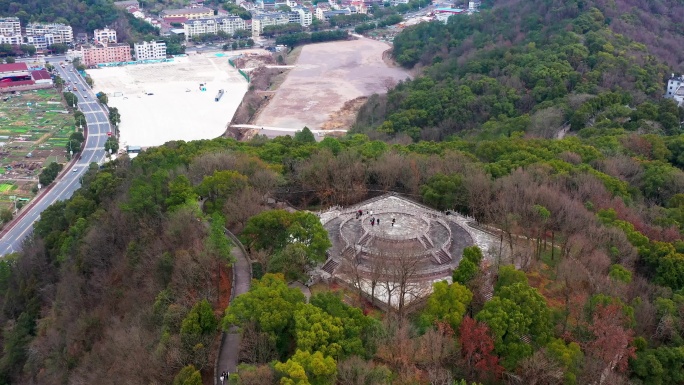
[0,80,35,88]
[0,62,29,75]
[30,70,53,83]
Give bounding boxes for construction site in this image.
[87,53,249,148]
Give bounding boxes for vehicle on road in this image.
[72,168,78,172]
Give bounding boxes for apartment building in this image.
[26,23,74,49]
[82,43,132,66]
[0,17,21,36]
[183,16,247,41]
[289,7,313,27]
[251,13,289,37]
[94,28,118,44]
[134,40,167,60]
[0,34,22,45]
[162,7,214,20]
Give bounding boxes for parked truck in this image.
[215,89,224,102]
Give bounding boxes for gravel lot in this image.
[254,38,411,130]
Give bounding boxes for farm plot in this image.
[0,88,75,201]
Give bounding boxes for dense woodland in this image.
[1,0,684,384]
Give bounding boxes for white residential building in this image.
[289,7,313,27]
[94,28,117,44]
[66,49,84,62]
[0,17,21,36]
[26,23,73,49]
[134,40,167,60]
[0,34,22,45]
[315,5,331,20]
[184,16,247,41]
[667,74,684,107]
[251,13,290,37]
[320,9,351,22]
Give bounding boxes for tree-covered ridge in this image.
[0,126,679,382]
[355,1,680,141]
[1,0,121,32]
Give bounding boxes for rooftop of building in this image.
[30,70,51,80]
[434,7,465,12]
[669,74,684,82]
[323,9,351,14]
[134,40,166,46]
[26,22,72,28]
[162,7,214,16]
[0,63,28,72]
[0,80,35,88]
[675,86,684,97]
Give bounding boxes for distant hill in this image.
[0,0,121,33]
[353,0,683,140]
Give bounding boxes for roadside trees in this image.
[63,91,77,107]
[38,162,63,186]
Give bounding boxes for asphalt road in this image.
[0,61,110,256]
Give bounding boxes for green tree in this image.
[453,246,483,285]
[104,137,119,155]
[494,265,527,292]
[631,346,684,385]
[420,173,468,212]
[476,282,552,369]
[109,107,121,126]
[38,162,63,186]
[166,175,197,210]
[181,299,218,336]
[608,264,632,283]
[419,281,472,330]
[0,208,12,223]
[223,274,305,352]
[173,365,203,385]
[48,43,68,54]
[63,91,78,107]
[242,210,331,263]
[294,303,346,357]
[196,170,248,213]
[275,349,337,385]
[269,243,310,281]
[546,338,583,385]
[295,127,316,143]
[97,92,108,105]
[207,212,233,262]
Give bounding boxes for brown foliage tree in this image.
[458,316,503,383]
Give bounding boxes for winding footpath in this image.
[216,230,251,383]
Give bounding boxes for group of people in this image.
[355,209,397,227]
[219,371,229,383]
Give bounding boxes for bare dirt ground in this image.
[88,53,248,148]
[253,39,411,131]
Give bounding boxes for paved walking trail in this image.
[216,235,252,383]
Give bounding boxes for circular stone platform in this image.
[362,212,429,239]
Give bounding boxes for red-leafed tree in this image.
[584,304,637,383]
[458,316,503,383]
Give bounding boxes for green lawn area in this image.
[0,184,12,192]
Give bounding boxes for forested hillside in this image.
[0,123,683,383]
[0,0,120,32]
[355,0,682,141]
[1,0,684,384]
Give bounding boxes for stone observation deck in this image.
[320,194,475,282]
